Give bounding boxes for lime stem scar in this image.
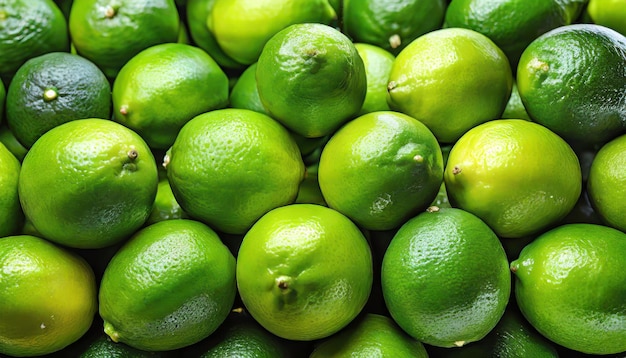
[127,149,138,160]
[452,165,462,175]
[43,88,58,101]
[389,34,401,49]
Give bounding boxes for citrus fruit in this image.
[381,207,511,348]
[166,108,305,234]
[228,62,269,115]
[443,0,586,69]
[236,204,373,341]
[256,23,367,138]
[145,176,189,226]
[0,0,69,82]
[0,142,22,237]
[0,235,97,357]
[511,223,626,355]
[295,162,327,206]
[587,133,626,232]
[310,313,429,357]
[112,42,229,150]
[0,124,28,162]
[343,0,447,54]
[517,24,626,146]
[79,334,164,357]
[18,118,158,249]
[387,27,513,143]
[99,219,237,351]
[0,79,5,123]
[444,119,582,238]
[6,52,111,148]
[185,0,244,69]
[318,111,444,231]
[586,0,626,36]
[207,0,337,65]
[69,0,180,78]
[354,43,395,115]
[501,81,531,120]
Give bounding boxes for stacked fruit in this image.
[1,0,625,357]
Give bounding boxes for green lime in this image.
[310,313,429,357]
[354,43,395,115]
[0,79,5,123]
[318,111,444,231]
[0,142,22,237]
[145,176,189,226]
[444,119,582,238]
[0,0,69,82]
[0,124,27,162]
[501,81,531,120]
[511,223,626,354]
[517,24,626,146]
[586,0,626,36]
[343,0,447,54]
[295,162,327,206]
[0,235,97,357]
[256,23,367,138]
[208,0,336,65]
[18,118,158,248]
[6,52,111,148]
[228,62,269,115]
[99,219,237,351]
[381,207,511,348]
[69,0,180,78]
[79,334,164,358]
[236,204,373,341]
[387,27,513,143]
[112,42,229,150]
[166,108,305,234]
[587,133,626,231]
[444,0,585,69]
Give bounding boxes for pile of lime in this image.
[1,0,625,357]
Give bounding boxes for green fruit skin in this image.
[99,219,237,352]
[228,63,269,115]
[0,142,22,237]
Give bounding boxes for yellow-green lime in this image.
[517,24,626,146]
[318,110,444,231]
[0,79,5,123]
[510,223,626,354]
[381,207,510,347]
[310,313,429,357]
[69,0,180,78]
[166,108,305,234]
[6,52,111,148]
[207,0,336,65]
[0,124,28,162]
[186,0,243,69]
[228,62,269,115]
[0,142,22,237]
[295,162,327,206]
[587,133,626,232]
[444,0,586,69]
[501,81,531,120]
[112,43,229,150]
[257,23,367,138]
[586,0,626,36]
[343,0,447,54]
[236,204,373,341]
[354,43,395,115]
[387,27,513,143]
[444,119,582,238]
[18,118,158,248]
[145,176,189,226]
[0,235,97,357]
[99,219,237,351]
[0,0,70,82]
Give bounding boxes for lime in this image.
[208,0,337,65]
[343,0,447,54]
[166,109,305,234]
[587,133,626,231]
[0,79,5,123]
[0,124,28,162]
[112,43,229,150]
[6,52,111,148]
[381,207,511,347]
[511,223,626,354]
[236,204,373,341]
[295,162,327,206]
[310,313,429,357]
[145,176,189,226]
[517,24,626,146]
[318,111,444,231]
[444,119,582,238]
[0,142,22,237]
[586,0,626,36]
[501,81,531,120]
[444,0,586,69]
[228,62,269,115]
[69,0,180,78]
[0,235,97,357]
[354,43,395,115]
[0,0,69,82]
[256,23,367,138]
[79,334,164,358]
[99,219,237,351]
[387,27,513,143]
[18,118,158,248]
